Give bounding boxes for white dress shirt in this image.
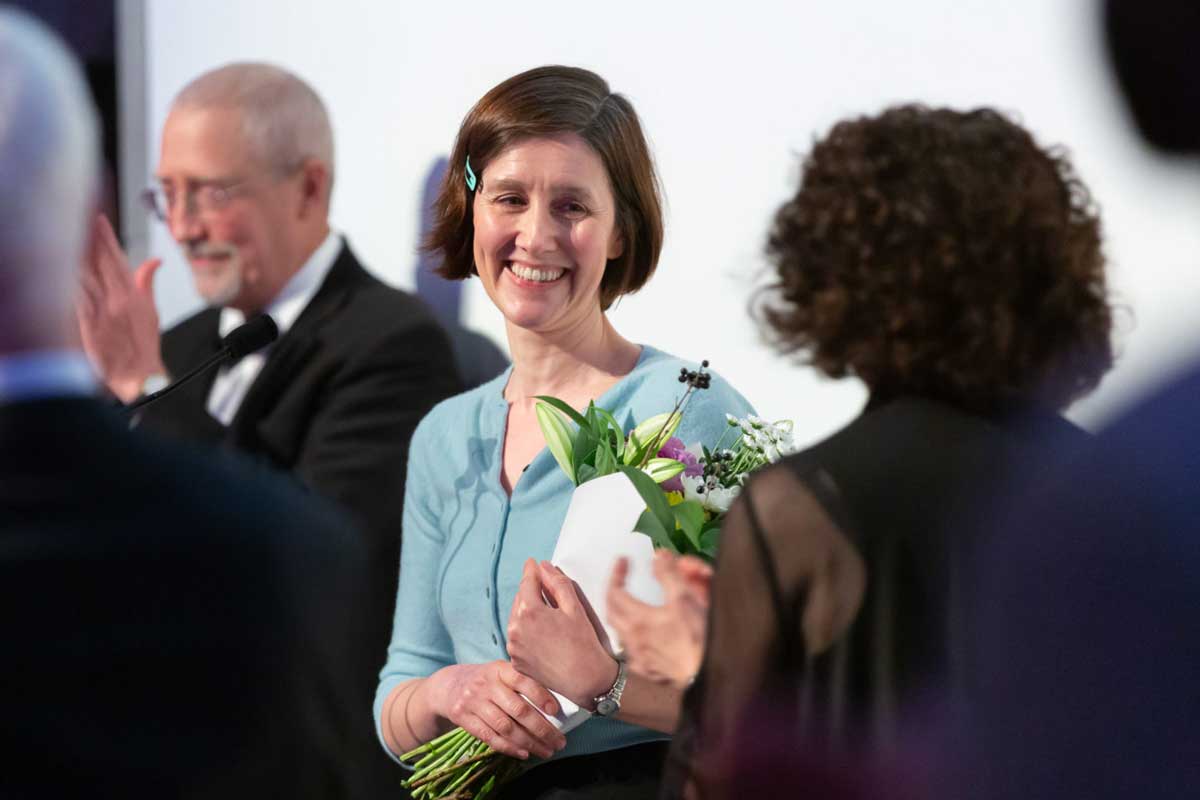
[206,230,342,426]
[0,349,95,405]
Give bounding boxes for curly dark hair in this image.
[759,105,1114,413]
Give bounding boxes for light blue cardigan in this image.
[374,345,755,765]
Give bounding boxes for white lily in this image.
[704,483,741,513]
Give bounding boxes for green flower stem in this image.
[473,775,498,800]
[710,425,737,455]
[404,728,488,799]
[406,749,499,790]
[441,758,495,799]
[637,387,694,469]
[441,760,483,794]
[416,731,474,787]
[409,737,461,783]
[402,726,467,764]
[411,743,453,779]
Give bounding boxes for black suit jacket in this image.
[0,396,369,798]
[139,241,461,797]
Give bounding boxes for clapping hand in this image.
[607,550,712,690]
[76,214,165,402]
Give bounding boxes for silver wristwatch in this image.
[592,657,628,718]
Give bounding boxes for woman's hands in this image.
[425,660,566,760]
[607,550,713,690]
[507,559,620,710]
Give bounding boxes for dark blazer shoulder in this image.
[317,244,443,339]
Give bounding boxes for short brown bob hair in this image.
[425,65,664,310]
[760,105,1114,414]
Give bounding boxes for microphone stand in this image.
[124,347,231,414]
[122,313,278,416]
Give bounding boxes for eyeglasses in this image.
[140,178,250,222]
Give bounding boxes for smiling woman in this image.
[373,66,754,798]
[470,134,624,336]
[428,65,662,311]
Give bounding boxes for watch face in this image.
[596,698,618,717]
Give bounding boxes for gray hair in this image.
[0,9,99,319]
[171,62,335,194]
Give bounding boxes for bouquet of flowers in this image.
[539,360,795,561]
[400,362,793,798]
[622,408,797,563]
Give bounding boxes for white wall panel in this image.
[128,0,1200,443]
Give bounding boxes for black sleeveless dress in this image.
[658,395,1086,799]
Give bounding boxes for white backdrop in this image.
[127,0,1200,446]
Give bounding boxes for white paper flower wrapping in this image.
[526,472,664,735]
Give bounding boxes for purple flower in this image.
[657,436,702,493]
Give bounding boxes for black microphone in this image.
[220,314,279,361]
[125,314,279,414]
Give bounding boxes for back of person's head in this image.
[0,9,98,344]
[426,64,664,310]
[170,61,335,200]
[758,104,1114,415]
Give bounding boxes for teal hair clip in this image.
[465,155,478,192]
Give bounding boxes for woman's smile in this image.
[506,260,568,285]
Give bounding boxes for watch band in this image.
[592,657,628,718]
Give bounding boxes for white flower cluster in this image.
[674,416,799,513]
[729,414,798,464]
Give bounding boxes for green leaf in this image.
[572,424,598,481]
[671,501,705,550]
[669,526,692,555]
[534,402,576,483]
[642,457,686,484]
[576,463,599,484]
[593,407,626,461]
[593,442,617,479]
[623,436,653,468]
[699,521,722,560]
[534,396,588,429]
[632,508,675,552]
[584,401,599,432]
[620,465,676,541]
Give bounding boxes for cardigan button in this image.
[485,586,491,599]
[491,633,499,645]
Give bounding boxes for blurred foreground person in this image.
[965,373,1200,798]
[75,60,461,796]
[0,10,368,798]
[958,3,1200,796]
[640,105,1115,798]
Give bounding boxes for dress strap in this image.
[738,482,794,660]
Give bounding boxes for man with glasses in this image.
[76,62,460,798]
